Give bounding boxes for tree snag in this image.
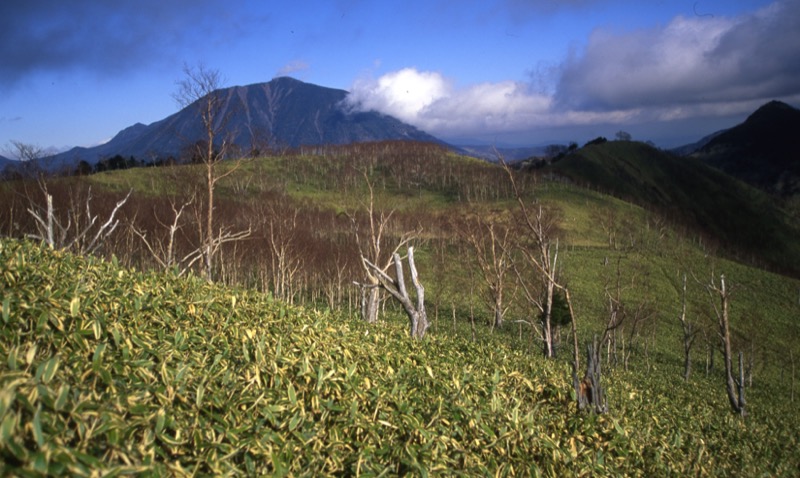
[678,273,699,381]
[362,246,429,339]
[707,273,746,417]
[173,63,249,281]
[350,169,415,323]
[578,335,608,413]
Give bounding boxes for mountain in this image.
[546,140,800,274]
[689,100,800,197]
[48,77,444,166]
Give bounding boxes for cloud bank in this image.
[555,1,800,111]
[346,1,800,143]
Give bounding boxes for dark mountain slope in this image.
[48,77,443,166]
[548,140,800,274]
[690,100,800,197]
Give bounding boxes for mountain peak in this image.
[269,76,304,86]
[745,100,798,125]
[692,100,800,197]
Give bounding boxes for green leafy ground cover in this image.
[2,238,799,476]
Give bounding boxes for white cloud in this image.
[345,68,554,139]
[345,68,452,123]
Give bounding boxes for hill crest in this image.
[547,140,800,274]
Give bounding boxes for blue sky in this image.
[2,0,799,154]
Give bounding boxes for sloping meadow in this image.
[1,238,798,476]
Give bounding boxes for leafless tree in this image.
[455,212,515,330]
[578,335,608,414]
[498,154,586,410]
[264,204,303,304]
[173,63,249,281]
[503,174,562,358]
[5,140,48,179]
[27,184,131,255]
[594,207,619,251]
[706,273,747,417]
[350,170,416,323]
[678,273,700,381]
[9,141,132,254]
[131,196,194,274]
[363,246,429,339]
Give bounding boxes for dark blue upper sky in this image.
[2,0,798,153]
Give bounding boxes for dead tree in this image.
[265,205,303,304]
[132,196,192,273]
[791,350,796,403]
[578,336,608,413]
[601,256,627,366]
[501,156,562,358]
[5,140,48,179]
[497,154,586,411]
[173,63,249,281]
[27,184,131,255]
[350,169,415,323]
[565,288,584,409]
[678,273,699,381]
[363,246,429,339]
[622,299,656,372]
[8,141,130,255]
[455,213,514,331]
[707,274,746,417]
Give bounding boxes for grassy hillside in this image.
[2,238,800,476]
[548,140,800,275]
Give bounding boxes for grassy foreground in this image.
[1,238,798,476]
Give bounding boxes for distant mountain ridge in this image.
[670,129,727,156]
[457,145,548,162]
[47,77,445,166]
[689,100,800,197]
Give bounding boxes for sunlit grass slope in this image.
[551,141,800,274]
[1,238,799,476]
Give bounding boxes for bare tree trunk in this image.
[174,64,247,282]
[204,158,214,281]
[363,247,429,339]
[452,302,457,336]
[350,169,416,324]
[566,288,582,406]
[27,184,131,255]
[737,351,747,413]
[710,274,746,417]
[543,278,555,358]
[789,350,794,403]
[578,336,608,414]
[362,284,381,324]
[678,273,697,382]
